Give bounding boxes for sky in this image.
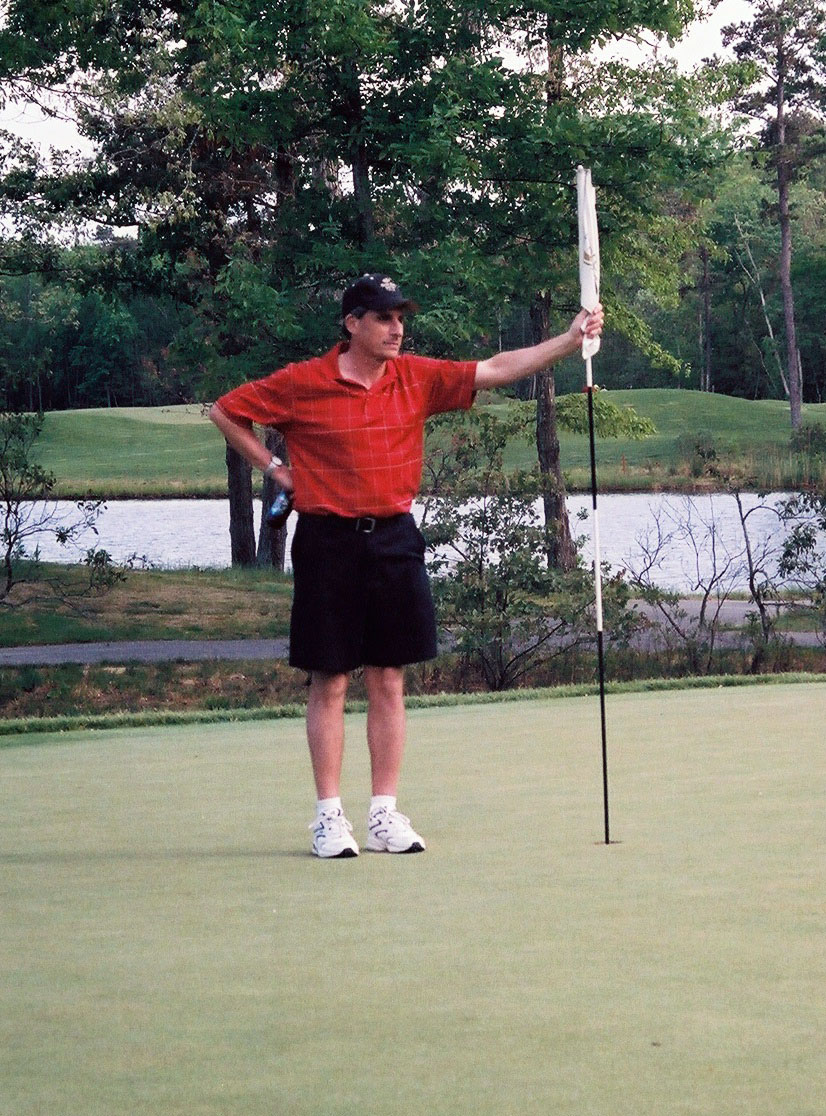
[0,0,753,155]
[641,0,751,65]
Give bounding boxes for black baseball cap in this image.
[341,273,418,318]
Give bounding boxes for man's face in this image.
[347,308,405,361]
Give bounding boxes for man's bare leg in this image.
[364,665,406,795]
[363,665,425,852]
[306,671,349,799]
[306,671,360,857]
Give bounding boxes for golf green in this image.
[2,683,824,1115]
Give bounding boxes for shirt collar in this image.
[327,342,399,390]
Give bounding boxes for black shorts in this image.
[289,513,438,674]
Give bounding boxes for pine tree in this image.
[724,0,826,428]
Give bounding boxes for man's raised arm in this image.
[474,304,603,391]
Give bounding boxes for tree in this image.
[612,142,826,403]
[0,409,110,602]
[723,0,826,428]
[421,408,634,690]
[0,410,54,599]
[0,250,193,411]
[454,40,730,557]
[421,397,651,688]
[778,490,826,646]
[0,0,726,564]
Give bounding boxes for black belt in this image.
[300,512,406,535]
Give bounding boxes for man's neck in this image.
[337,345,386,389]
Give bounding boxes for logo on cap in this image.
[342,274,417,317]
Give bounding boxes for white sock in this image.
[370,794,396,815]
[316,796,343,816]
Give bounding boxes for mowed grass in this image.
[35,391,826,497]
[39,405,225,497]
[500,390,826,489]
[2,683,824,1116]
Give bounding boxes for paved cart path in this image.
[0,600,820,666]
[0,638,291,666]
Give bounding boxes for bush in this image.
[422,409,636,691]
[790,422,826,458]
[675,430,717,477]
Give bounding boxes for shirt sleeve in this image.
[213,367,293,430]
[412,356,477,417]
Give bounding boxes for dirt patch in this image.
[3,565,293,646]
[0,660,309,719]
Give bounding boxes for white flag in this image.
[576,165,601,359]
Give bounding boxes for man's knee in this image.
[364,665,404,703]
[309,671,350,704]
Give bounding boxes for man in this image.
[210,273,603,858]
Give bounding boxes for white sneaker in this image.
[310,809,359,858]
[366,806,426,853]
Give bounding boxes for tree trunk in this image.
[778,165,802,428]
[341,60,375,249]
[530,24,574,571]
[225,444,256,567]
[699,244,712,392]
[775,49,802,429]
[531,297,576,571]
[257,427,289,570]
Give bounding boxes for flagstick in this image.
[584,352,611,845]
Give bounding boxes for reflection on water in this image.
[21,492,803,593]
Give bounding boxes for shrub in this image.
[790,422,826,458]
[675,430,717,477]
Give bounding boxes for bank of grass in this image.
[0,658,305,728]
[39,404,222,497]
[1,647,821,732]
[2,683,824,1116]
[504,390,826,491]
[36,391,826,497]
[1,563,293,647]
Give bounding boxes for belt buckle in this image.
[356,516,377,534]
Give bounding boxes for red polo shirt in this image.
[214,343,477,517]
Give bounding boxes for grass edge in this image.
[2,671,823,744]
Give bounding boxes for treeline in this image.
[0,245,196,411]
[597,151,826,404]
[0,0,824,417]
[5,139,826,413]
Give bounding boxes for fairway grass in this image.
[2,684,824,1115]
[36,391,826,497]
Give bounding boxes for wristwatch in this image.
[263,456,282,479]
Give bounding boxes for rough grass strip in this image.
[1,671,823,743]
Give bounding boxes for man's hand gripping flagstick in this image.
[576,165,612,845]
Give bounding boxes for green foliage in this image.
[600,140,826,403]
[0,408,119,601]
[0,257,192,410]
[723,0,826,125]
[720,1,826,426]
[790,422,826,458]
[0,0,728,401]
[675,429,718,477]
[554,389,656,439]
[1,410,54,597]
[0,410,53,496]
[778,492,826,645]
[421,409,633,690]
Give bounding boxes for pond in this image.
[17,492,805,594]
